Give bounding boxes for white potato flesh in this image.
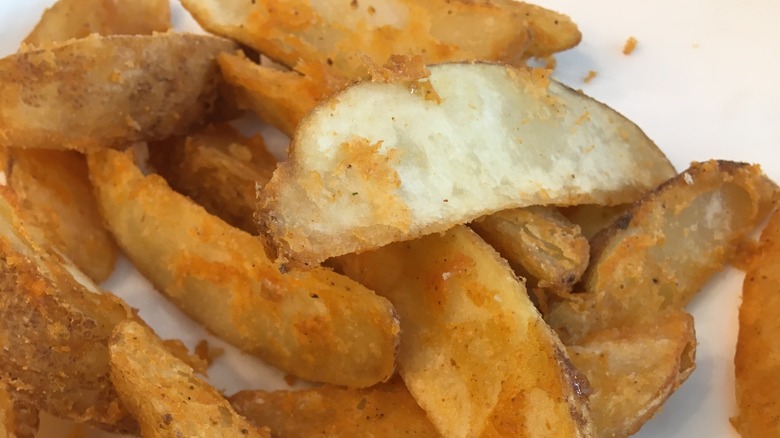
[260,63,675,265]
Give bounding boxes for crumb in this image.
[284,374,298,386]
[195,339,225,367]
[583,70,597,83]
[623,36,638,55]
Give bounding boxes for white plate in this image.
[1,1,778,436]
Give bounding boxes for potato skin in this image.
[0,33,236,152]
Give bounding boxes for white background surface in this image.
[1,1,779,436]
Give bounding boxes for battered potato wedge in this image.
[732,208,780,436]
[334,226,592,438]
[109,320,269,438]
[547,161,778,343]
[567,310,696,437]
[23,0,170,47]
[0,188,136,433]
[0,33,236,152]
[9,149,117,282]
[230,379,440,437]
[0,384,39,438]
[182,0,579,79]
[219,53,324,137]
[88,149,400,387]
[260,63,675,265]
[149,124,276,233]
[472,206,589,293]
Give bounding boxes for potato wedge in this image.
[149,124,276,234]
[230,378,440,437]
[218,53,325,137]
[567,310,696,437]
[0,187,136,433]
[547,161,778,343]
[183,0,579,79]
[260,63,676,265]
[334,226,592,438]
[472,206,589,293]
[23,0,170,47]
[88,149,399,387]
[0,384,39,438]
[732,208,780,436]
[109,320,269,438]
[0,33,236,152]
[6,0,173,284]
[8,149,117,282]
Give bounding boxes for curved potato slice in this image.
[23,0,170,47]
[732,209,780,436]
[182,0,579,79]
[0,188,136,433]
[88,149,400,387]
[230,379,440,437]
[0,33,236,152]
[547,161,778,343]
[260,63,675,265]
[9,149,118,282]
[335,226,592,438]
[567,310,696,437]
[109,320,269,438]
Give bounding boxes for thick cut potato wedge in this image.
[6,0,173,283]
[218,53,325,137]
[0,33,236,152]
[149,124,276,234]
[230,379,440,437]
[0,384,38,438]
[88,149,400,387]
[0,188,136,433]
[547,161,778,343]
[109,320,270,438]
[23,0,170,47]
[334,226,592,438]
[183,0,579,79]
[567,310,696,437]
[260,63,675,265]
[472,206,589,293]
[9,149,117,282]
[732,208,780,436]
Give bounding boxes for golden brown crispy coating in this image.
[109,321,270,438]
[88,149,400,387]
[0,384,39,438]
[0,187,136,433]
[230,378,440,437]
[472,206,589,293]
[149,123,276,234]
[334,226,592,438]
[23,0,170,47]
[218,53,325,137]
[567,310,696,437]
[8,149,118,282]
[259,63,675,266]
[183,0,579,78]
[188,0,579,134]
[0,33,236,152]
[548,161,778,343]
[732,208,780,436]
[560,204,630,240]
